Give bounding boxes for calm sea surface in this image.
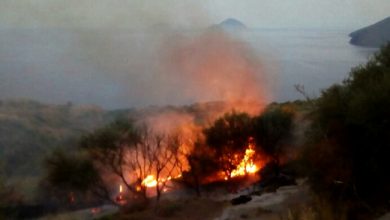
[245,29,377,101]
[0,28,377,108]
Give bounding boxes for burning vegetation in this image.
[40,27,295,215]
[229,140,261,178]
[2,29,389,220]
[43,105,294,207]
[39,42,390,219]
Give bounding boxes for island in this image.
[349,16,390,48]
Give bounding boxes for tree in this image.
[44,150,111,204]
[149,133,183,201]
[79,120,147,200]
[306,43,390,211]
[252,106,294,163]
[45,119,184,204]
[181,141,219,197]
[203,111,253,178]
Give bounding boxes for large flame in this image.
[231,146,258,177]
[142,175,158,187]
[228,141,261,179]
[140,174,182,188]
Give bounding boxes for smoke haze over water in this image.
[0,0,377,110]
[0,26,273,110]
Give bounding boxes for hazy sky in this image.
[0,0,389,29]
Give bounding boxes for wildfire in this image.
[230,144,259,178]
[139,173,183,188]
[142,175,158,187]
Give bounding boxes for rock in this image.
[231,195,252,205]
[258,162,297,191]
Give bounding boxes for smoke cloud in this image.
[159,29,271,114]
[0,1,273,112]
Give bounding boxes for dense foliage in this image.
[306,43,390,213]
[252,107,294,162]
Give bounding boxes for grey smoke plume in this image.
[0,1,273,111]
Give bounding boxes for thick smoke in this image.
[0,1,274,115]
[159,29,270,114]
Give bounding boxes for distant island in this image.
[349,16,390,48]
[211,18,247,31]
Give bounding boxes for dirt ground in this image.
[114,198,227,220]
[39,180,309,220]
[118,179,309,220]
[214,181,309,220]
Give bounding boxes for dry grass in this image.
[39,212,86,220]
[279,197,348,220]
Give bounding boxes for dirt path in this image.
[214,181,309,220]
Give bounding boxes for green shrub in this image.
[305,43,390,216]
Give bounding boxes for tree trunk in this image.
[194,175,201,197]
[156,186,161,201]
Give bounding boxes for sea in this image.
[244,28,377,102]
[0,28,378,108]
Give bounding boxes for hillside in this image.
[0,99,252,178]
[349,16,390,47]
[0,100,132,177]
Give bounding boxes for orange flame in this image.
[140,174,182,189]
[142,175,158,187]
[116,184,125,204]
[230,143,259,178]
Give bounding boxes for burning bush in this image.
[203,111,255,179]
[44,119,188,206]
[202,109,294,181]
[43,105,296,207]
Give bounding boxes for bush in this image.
[252,107,295,162]
[305,43,390,215]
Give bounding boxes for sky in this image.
[0,0,389,29]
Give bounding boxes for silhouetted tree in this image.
[252,107,294,164]
[181,141,219,196]
[44,151,112,204]
[79,120,148,200]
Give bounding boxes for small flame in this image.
[116,184,125,204]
